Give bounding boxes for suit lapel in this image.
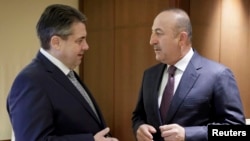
[36,52,103,124]
[149,64,167,125]
[73,71,106,125]
[165,52,201,123]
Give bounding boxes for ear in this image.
[50,35,61,50]
[178,32,188,46]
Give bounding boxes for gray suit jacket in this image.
[132,51,245,141]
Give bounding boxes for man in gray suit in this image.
[132,8,245,141]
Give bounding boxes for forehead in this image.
[152,12,174,32]
[70,22,87,37]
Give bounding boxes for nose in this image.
[82,42,89,50]
[149,33,157,46]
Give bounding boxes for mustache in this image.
[154,45,161,50]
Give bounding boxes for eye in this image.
[75,38,84,45]
[153,29,164,36]
[157,31,164,35]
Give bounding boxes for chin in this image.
[77,60,82,65]
[155,56,161,61]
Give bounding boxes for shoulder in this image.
[12,59,48,87]
[189,52,236,83]
[191,51,230,73]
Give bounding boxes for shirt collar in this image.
[174,48,194,72]
[40,48,70,75]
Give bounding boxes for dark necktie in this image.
[67,71,99,120]
[160,65,177,122]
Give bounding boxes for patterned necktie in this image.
[160,65,177,122]
[67,71,99,120]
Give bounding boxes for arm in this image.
[184,68,246,141]
[132,84,147,134]
[7,73,95,141]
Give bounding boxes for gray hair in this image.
[36,4,87,50]
[162,8,192,42]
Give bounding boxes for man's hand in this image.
[136,124,157,141]
[94,127,119,141]
[159,124,185,141]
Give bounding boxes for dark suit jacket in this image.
[132,51,246,141]
[7,51,107,141]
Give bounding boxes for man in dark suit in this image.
[132,8,246,141]
[7,4,118,141]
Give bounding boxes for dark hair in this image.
[36,4,87,50]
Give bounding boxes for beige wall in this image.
[0,0,78,139]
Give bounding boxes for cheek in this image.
[74,45,82,52]
[160,39,171,49]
